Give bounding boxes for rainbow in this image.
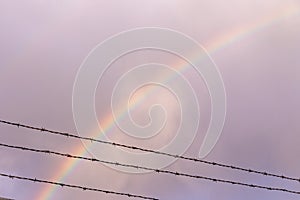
[36,3,299,200]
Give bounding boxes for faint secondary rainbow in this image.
[37,4,299,200]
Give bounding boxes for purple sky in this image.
[0,1,300,200]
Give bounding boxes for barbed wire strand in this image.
[0,173,158,200]
[1,142,299,196]
[1,119,299,183]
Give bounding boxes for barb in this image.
[0,173,158,200]
[1,142,300,196]
[1,119,299,183]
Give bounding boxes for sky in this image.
[0,0,300,200]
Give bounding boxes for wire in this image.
[1,142,299,196]
[0,173,158,200]
[1,119,299,183]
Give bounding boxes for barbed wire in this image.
[0,173,158,200]
[1,119,299,183]
[1,142,299,196]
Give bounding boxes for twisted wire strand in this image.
[1,142,299,195]
[0,173,158,200]
[1,119,299,183]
